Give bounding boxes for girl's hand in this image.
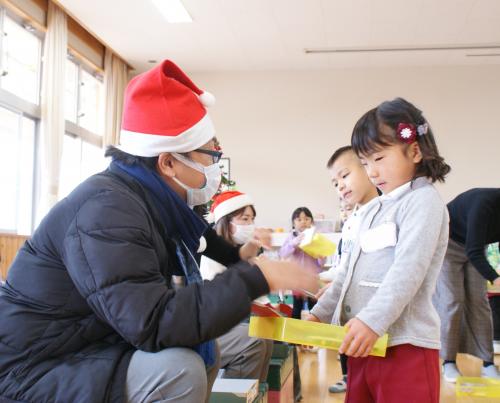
[254,256,319,294]
[339,318,379,358]
[292,233,305,246]
[493,277,500,288]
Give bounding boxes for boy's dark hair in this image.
[351,97,451,183]
[105,146,159,170]
[326,146,353,168]
[291,207,314,228]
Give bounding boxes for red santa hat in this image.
[118,60,216,157]
[206,191,254,224]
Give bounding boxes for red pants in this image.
[345,344,440,403]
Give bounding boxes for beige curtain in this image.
[37,1,67,223]
[104,48,129,147]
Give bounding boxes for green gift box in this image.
[266,355,293,391]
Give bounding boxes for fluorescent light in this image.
[151,0,193,23]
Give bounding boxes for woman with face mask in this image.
[199,191,274,383]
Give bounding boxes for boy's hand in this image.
[315,283,330,299]
[300,313,320,350]
[303,313,320,322]
[339,318,379,357]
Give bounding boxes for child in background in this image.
[309,98,451,402]
[317,146,379,394]
[280,207,325,320]
[434,188,500,382]
[200,191,273,383]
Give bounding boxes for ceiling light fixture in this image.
[466,53,500,57]
[151,0,192,23]
[305,44,500,54]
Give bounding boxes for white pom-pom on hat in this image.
[199,91,216,107]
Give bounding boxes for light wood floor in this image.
[298,349,500,402]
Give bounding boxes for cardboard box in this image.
[210,378,259,403]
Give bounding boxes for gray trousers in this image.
[434,238,494,362]
[125,346,220,403]
[218,322,273,382]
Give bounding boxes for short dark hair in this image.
[326,146,353,168]
[105,146,159,170]
[351,97,451,183]
[291,207,314,228]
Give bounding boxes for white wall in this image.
[191,66,500,229]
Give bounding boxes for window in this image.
[0,105,35,234]
[64,57,104,135]
[0,14,42,104]
[58,133,108,199]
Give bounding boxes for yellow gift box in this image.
[456,377,500,398]
[249,316,388,357]
[298,228,336,259]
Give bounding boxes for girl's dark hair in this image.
[291,207,314,228]
[351,97,451,183]
[105,146,159,170]
[215,205,257,245]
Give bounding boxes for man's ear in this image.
[157,153,177,178]
[410,142,423,164]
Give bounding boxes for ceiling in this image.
[57,0,500,73]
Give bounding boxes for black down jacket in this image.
[0,166,268,403]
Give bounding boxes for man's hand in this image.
[254,256,319,294]
[239,228,273,261]
[339,318,379,358]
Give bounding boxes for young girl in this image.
[280,207,325,320]
[199,190,273,383]
[310,97,451,402]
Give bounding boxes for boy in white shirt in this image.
[314,145,379,393]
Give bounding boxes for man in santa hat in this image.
[0,60,318,403]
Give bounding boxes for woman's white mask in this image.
[231,224,255,245]
[171,153,221,207]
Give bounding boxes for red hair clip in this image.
[396,123,417,144]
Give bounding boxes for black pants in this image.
[489,296,500,341]
[292,296,317,319]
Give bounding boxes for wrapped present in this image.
[271,343,293,359]
[299,227,336,259]
[456,377,500,398]
[249,316,388,357]
[210,378,259,403]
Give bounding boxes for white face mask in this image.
[171,153,222,207]
[232,224,255,245]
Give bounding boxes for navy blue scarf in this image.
[111,160,215,366]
